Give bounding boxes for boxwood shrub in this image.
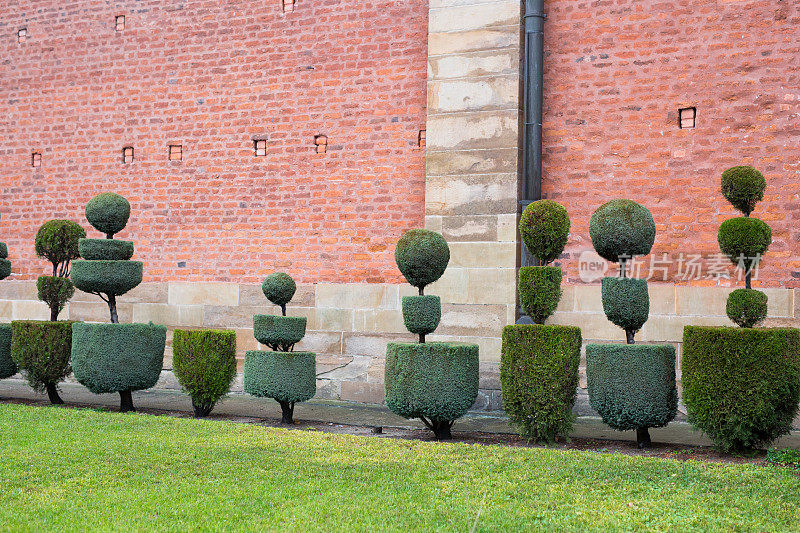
[253,315,307,352]
[78,238,134,260]
[682,326,800,452]
[518,266,562,324]
[721,166,766,216]
[500,325,582,442]
[589,199,656,264]
[394,229,450,294]
[601,277,649,335]
[726,288,767,328]
[244,351,316,423]
[519,199,570,264]
[70,260,143,296]
[401,295,441,341]
[173,329,237,417]
[10,321,74,404]
[0,324,16,379]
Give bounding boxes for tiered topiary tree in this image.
[10,220,85,404]
[244,273,316,424]
[173,329,237,417]
[384,229,479,440]
[70,193,166,412]
[0,233,15,381]
[683,167,800,452]
[500,200,582,443]
[585,200,677,448]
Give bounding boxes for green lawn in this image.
[1,404,799,532]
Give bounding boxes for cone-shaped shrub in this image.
[173,329,237,417]
[244,272,315,424]
[10,321,74,404]
[386,229,478,440]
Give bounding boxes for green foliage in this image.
[589,200,656,263]
[765,448,800,468]
[71,322,166,394]
[717,217,771,270]
[173,329,237,416]
[384,342,479,424]
[586,344,677,431]
[401,295,441,336]
[721,166,766,216]
[243,351,316,403]
[601,277,649,334]
[500,325,582,443]
[518,266,562,324]
[726,289,768,328]
[34,220,85,274]
[394,229,450,292]
[261,272,296,309]
[519,200,570,264]
[37,276,74,321]
[0,258,10,280]
[85,193,131,238]
[70,260,143,296]
[78,238,134,260]
[682,326,800,452]
[10,321,73,393]
[0,242,7,258]
[0,324,16,379]
[253,315,306,351]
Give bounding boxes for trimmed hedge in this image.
[71,260,143,296]
[726,289,767,328]
[395,229,450,292]
[402,295,441,336]
[717,217,771,269]
[78,238,134,260]
[519,200,570,264]
[518,266,562,324]
[37,276,74,321]
[10,320,73,395]
[601,277,649,334]
[589,199,656,263]
[500,325,582,442]
[0,324,16,379]
[682,326,800,452]
[253,315,306,351]
[85,193,130,237]
[0,258,10,280]
[586,343,677,431]
[385,342,479,425]
[721,166,766,216]
[243,351,316,403]
[71,322,165,394]
[173,329,237,417]
[34,220,85,270]
[261,272,296,310]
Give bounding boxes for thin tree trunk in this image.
[626,330,636,344]
[50,306,59,322]
[745,271,752,290]
[45,383,63,405]
[119,390,135,412]
[109,294,119,323]
[637,427,651,449]
[279,401,295,424]
[192,400,214,418]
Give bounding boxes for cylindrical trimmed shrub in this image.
[0,324,17,379]
[721,166,766,216]
[589,199,656,264]
[586,343,677,432]
[71,260,143,296]
[244,351,316,423]
[500,325,582,442]
[518,266,562,324]
[385,342,479,440]
[394,229,450,293]
[78,238,134,260]
[717,217,771,270]
[682,326,800,452]
[726,289,768,328]
[402,295,441,339]
[519,200,570,264]
[10,321,74,404]
[601,277,649,334]
[85,193,130,238]
[173,329,237,417]
[253,315,306,351]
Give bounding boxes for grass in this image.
[1,403,799,532]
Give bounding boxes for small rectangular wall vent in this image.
[122,146,134,163]
[418,130,426,148]
[115,15,126,31]
[18,28,27,43]
[679,107,696,129]
[283,0,296,13]
[31,151,41,167]
[168,144,183,161]
[254,139,266,156]
[314,135,327,154]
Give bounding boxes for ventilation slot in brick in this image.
[282,0,296,13]
[31,151,41,167]
[169,144,183,161]
[122,146,134,164]
[679,107,696,129]
[314,135,327,154]
[18,28,27,43]
[418,130,426,148]
[254,139,266,157]
[115,15,126,31]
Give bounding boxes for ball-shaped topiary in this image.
[721,166,766,216]
[34,220,85,276]
[395,229,450,293]
[519,200,570,264]
[589,200,656,264]
[726,289,767,328]
[262,272,297,314]
[717,217,771,271]
[85,193,131,238]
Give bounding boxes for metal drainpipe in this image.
[517,0,545,324]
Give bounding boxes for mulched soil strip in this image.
[0,397,777,467]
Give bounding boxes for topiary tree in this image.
[173,329,237,417]
[500,200,582,443]
[385,229,479,440]
[585,199,677,448]
[70,193,165,412]
[244,273,315,424]
[34,219,85,321]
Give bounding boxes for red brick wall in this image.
[543,0,800,288]
[0,0,428,284]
